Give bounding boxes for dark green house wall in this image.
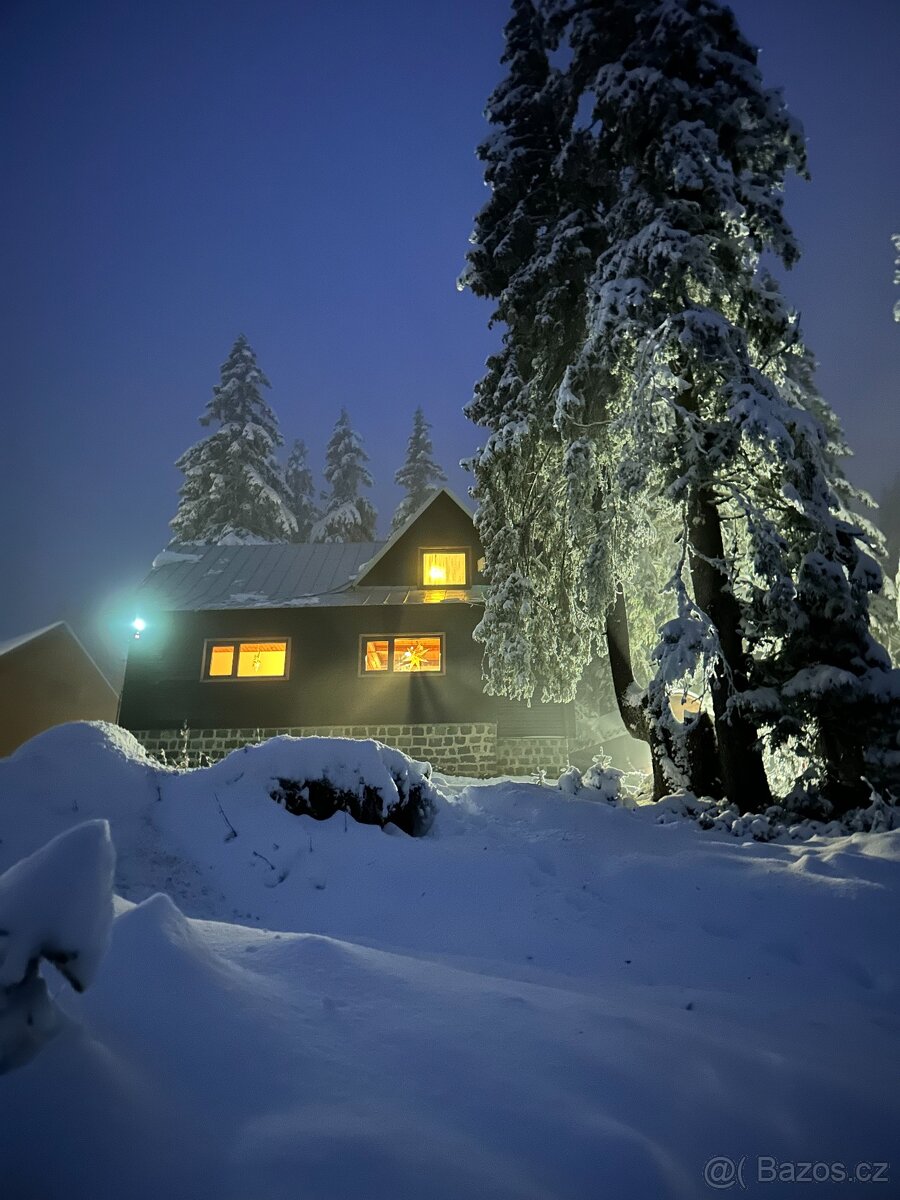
[123,604,513,724]
[119,602,570,736]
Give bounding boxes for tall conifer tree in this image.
[284,438,319,542]
[461,0,685,798]
[311,410,377,543]
[391,408,447,532]
[463,0,900,812]
[170,335,296,543]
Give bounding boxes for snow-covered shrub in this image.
[557,766,582,796]
[689,789,900,841]
[582,762,625,802]
[0,820,115,1073]
[266,738,439,837]
[557,762,624,805]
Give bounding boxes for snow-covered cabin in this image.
[0,623,119,757]
[119,490,572,775]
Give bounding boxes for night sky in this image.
[2,0,898,680]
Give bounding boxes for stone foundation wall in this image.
[129,724,570,779]
[129,723,496,777]
[495,736,570,778]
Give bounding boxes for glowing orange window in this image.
[422,551,467,587]
[393,636,442,673]
[205,640,288,680]
[364,639,389,672]
[236,642,288,677]
[208,645,235,676]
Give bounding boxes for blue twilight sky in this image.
[1,0,898,677]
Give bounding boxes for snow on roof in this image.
[137,542,384,611]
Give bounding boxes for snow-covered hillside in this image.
[0,723,898,1199]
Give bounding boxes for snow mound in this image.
[0,820,115,1073]
[9,719,157,767]
[1,726,899,1196]
[0,722,164,881]
[207,735,439,835]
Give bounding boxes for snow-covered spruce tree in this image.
[284,438,320,542]
[311,409,377,543]
[543,0,900,812]
[465,0,900,811]
[460,0,595,713]
[879,472,900,568]
[391,408,447,533]
[170,335,296,543]
[461,0,710,800]
[738,351,900,810]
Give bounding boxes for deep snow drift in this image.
[0,722,898,1199]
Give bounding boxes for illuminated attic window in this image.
[421,549,468,587]
[203,640,289,680]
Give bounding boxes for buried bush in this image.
[267,738,439,837]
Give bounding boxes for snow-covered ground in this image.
[1,722,898,1199]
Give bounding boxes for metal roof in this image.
[136,542,383,611]
[136,490,484,612]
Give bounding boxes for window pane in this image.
[364,639,389,672]
[423,551,466,586]
[208,645,235,677]
[393,636,442,673]
[236,641,287,678]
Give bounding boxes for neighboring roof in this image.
[0,622,67,657]
[136,542,384,611]
[353,488,475,586]
[0,621,117,695]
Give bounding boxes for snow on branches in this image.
[171,335,297,544]
[461,0,900,812]
[311,409,377,543]
[391,408,446,533]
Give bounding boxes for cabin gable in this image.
[355,490,484,589]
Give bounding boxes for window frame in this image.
[200,637,291,683]
[419,546,470,589]
[358,633,446,677]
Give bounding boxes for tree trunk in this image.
[604,583,669,801]
[687,486,772,809]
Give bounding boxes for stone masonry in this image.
[495,736,571,778]
[129,723,570,779]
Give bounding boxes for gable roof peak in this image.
[351,487,476,587]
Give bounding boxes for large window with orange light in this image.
[360,634,444,675]
[202,639,289,681]
[421,549,468,587]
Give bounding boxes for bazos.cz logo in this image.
[703,1155,890,1189]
